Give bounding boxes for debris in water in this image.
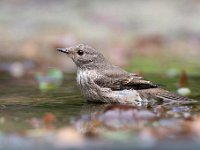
[178,70,188,88]
[177,88,191,96]
[35,68,63,91]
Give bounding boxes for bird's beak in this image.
[57,48,69,54]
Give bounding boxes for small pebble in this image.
[10,62,25,78]
[177,87,191,96]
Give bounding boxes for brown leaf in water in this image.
[43,112,56,128]
[178,70,188,88]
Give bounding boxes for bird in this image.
[57,44,196,106]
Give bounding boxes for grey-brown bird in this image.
[57,44,195,106]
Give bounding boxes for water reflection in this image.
[0,73,199,133]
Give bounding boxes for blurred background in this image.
[1,1,200,149]
[1,0,200,76]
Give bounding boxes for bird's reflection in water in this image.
[74,102,194,135]
[75,104,157,133]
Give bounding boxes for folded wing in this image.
[94,71,195,103]
[94,71,158,91]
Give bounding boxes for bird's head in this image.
[57,44,107,69]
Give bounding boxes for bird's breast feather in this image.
[76,69,98,86]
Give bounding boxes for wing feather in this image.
[94,71,158,90]
[94,70,196,103]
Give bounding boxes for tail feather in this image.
[138,88,197,104]
[156,89,197,103]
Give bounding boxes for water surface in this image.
[0,73,199,132]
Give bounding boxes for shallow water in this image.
[0,74,200,131]
[0,73,83,132]
[0,73,199,132]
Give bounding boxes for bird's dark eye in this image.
[77,50,84,56]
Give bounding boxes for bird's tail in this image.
[155,88,197,104]
[138,88,197,105]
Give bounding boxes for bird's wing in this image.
[94,70,196,103]
[94,70,158,91]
